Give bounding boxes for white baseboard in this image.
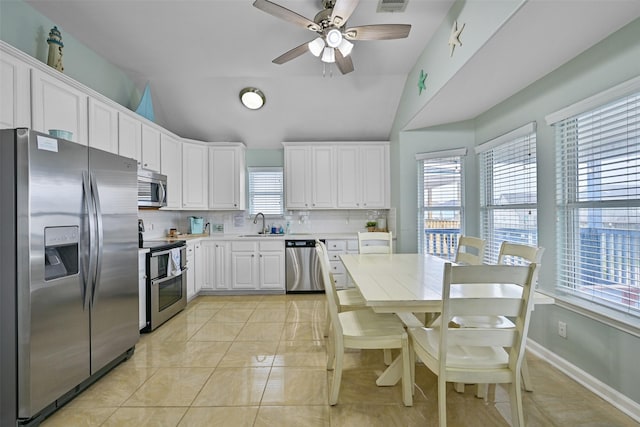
[527,339,640,423]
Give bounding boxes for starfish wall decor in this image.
[418,69,427,95]
[448,20,465,57]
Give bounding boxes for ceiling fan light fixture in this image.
[337,39,353,57]
[326,28,343,48]
[308,37,326,57]
[321,47,335,63]
[239,87,265,110]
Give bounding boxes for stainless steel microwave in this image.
[138,169,167,208]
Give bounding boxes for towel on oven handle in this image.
[168,248,181,276]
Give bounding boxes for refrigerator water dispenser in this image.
[44,226,79,280]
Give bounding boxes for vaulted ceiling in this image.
[25,0,640,148]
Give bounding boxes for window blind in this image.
[248,167,284,216]
[417,153,464,259]
[478,125,538,263]
[555,90,640,316]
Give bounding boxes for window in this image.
[552,85,639,317]
[248,167,284,216]
[477,123,538,263]
[416,148,466,259]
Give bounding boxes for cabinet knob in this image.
[144,163,148,167]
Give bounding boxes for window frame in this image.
[476,122,538,264]
[416,148,466,259]
[550,80,640,321]
[247,166,284,217]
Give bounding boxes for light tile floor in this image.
[41,294,638,426]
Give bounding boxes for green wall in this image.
[391,12,640,405]
[0,0,140,111]
[245,149,283,168]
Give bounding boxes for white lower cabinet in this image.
[201,240,230,291]
[325,239,358,289]
[186,240,197,300]
[230,240,285,291]
[138,251,147,330]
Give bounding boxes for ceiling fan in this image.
[253,0,411,74]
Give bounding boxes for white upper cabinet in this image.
[336,143,389,209]
[284,143,335,209]
[209,144,246,210]
[141,124,161,172]
[88,97,118,154]
[160,133,182,209]
[0,48,30,129]
[31,68,88,145]
[182,141,208,209]
[118,112,142,165]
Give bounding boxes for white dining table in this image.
[339,253,555,387]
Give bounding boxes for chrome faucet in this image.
[253,212,267,234]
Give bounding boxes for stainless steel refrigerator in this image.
[0,128,139,426]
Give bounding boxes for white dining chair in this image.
[454,235,486,266]
[356,231,394,364]
[316,241,413,406]
[357,231,392,254]
[408,263,537,427]
[451,241,545,395]
[321,244,367,338]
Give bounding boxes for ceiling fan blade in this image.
[344,24,411,40]
[253,0,321,31]
[335,50,354,75]
[330,0,360,27]
[272,41,311,65]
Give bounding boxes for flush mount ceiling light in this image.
[239,87,266,110]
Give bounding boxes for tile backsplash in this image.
[138,209,393,239]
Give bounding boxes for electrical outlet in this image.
[558,321,567,338]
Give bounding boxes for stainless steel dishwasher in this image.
[285,240,325,293]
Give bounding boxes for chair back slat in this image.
[447,328,517,348]
[448,298,523,318]
[357,231,392,254]
[455,236,486,265]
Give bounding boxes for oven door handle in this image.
[150,267,187,286]
[150,247,184,258]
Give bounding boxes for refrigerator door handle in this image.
[82,171,96,310]
[90,173,104,308]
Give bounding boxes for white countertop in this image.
[145,232,365,242]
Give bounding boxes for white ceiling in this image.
[25,0,640,149]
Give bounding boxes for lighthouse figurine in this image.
[46,26,64,72]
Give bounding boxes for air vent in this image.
[377,0,408,13]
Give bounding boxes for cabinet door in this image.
[209,147,244,209]
[0,50,30,128]
[194,242,203,294]
[259,251,284,290]
[284,146,310,209]
[118,112,142,165]
[336,145,361,208]
[200,241,215,290]
[31,69,87,145]
[186,242,196,300]
[160,133,182,209]
[311,145,335,208]
[361,145,389,208]
[182,142,208,209]
[88,97,118,154]
[141,124,161,171]
[231,251,258,289]
[213,242,229,290]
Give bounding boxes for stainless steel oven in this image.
[142,240,187,331]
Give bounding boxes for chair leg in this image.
[329,340,345,405]
[324,305,332,338]
[409,341,416,396]
[400,333,412,406]
[521,356,533,391]
[510,374,525,427]
[476,383,488,399]
[454,382,465,393]
[383,349,392,366]
[437,376,447,427]
[326,326,335,371]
